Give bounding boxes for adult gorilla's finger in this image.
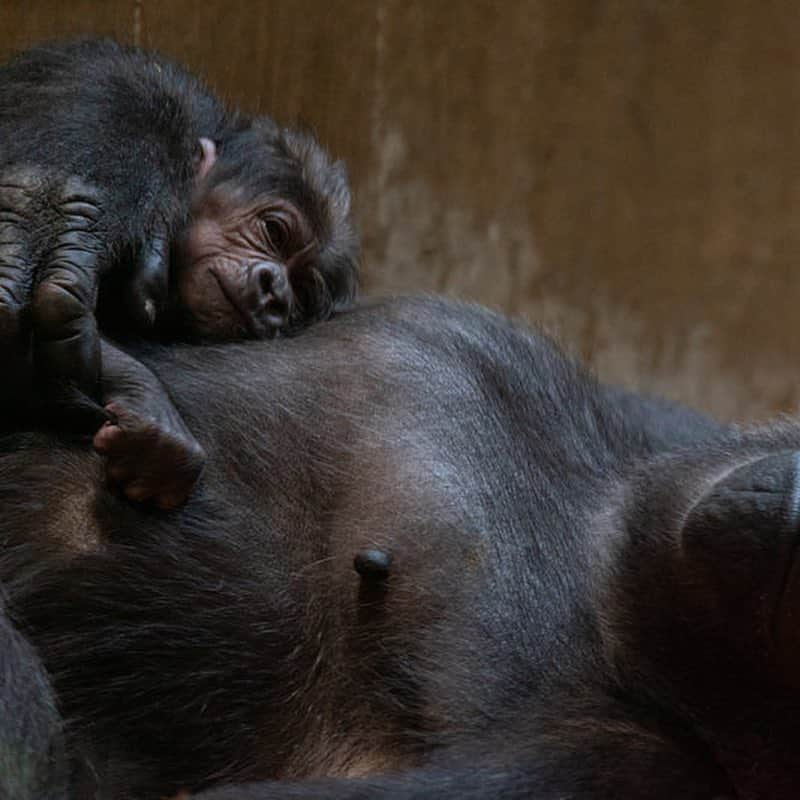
[30,178,105,421]
[125,228,170,331]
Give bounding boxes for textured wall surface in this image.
[2,0,799,419]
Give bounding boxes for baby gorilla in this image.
[0,38,358,507]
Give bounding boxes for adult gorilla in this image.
[1,296,798,799]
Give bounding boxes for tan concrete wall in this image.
[2,0,798,419]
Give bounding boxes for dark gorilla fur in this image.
[2,296,800,798]
[0,594,67,800]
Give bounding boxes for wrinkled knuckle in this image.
[0,167,50,227]
[61,175,101,201]
[0,165,44,202]
[57,177,103,224]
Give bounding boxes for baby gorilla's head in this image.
[173,120,359,341]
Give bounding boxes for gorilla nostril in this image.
[255,263,276,296]
[250,263,279,302]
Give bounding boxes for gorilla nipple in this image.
[353,548,392,581]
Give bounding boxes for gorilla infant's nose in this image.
[249,261,291,332]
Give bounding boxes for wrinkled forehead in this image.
[210,128,327,229]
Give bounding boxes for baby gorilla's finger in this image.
[107,461,133,484]
[95,401,205,510]
[126,232,170,331]
[123,480,156,504]
[93,421,125,455]
[153,491,188,512]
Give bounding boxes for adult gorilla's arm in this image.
[194,742,729,800]
[0,594,67,800]
[193,767,580,799]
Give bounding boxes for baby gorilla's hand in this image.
[96,340,206,510]
[93,402,205,510]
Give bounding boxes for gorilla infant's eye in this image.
[261,215,291,255]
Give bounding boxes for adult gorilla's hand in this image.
[0,166,168,427]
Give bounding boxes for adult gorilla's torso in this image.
[0,297,730,798]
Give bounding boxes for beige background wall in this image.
[2,0,798,420]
